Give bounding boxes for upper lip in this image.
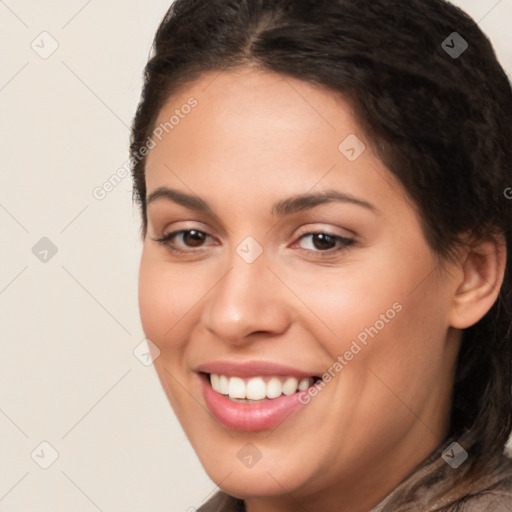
[196,360,320,378]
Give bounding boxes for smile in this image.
[210,374,315,401]
[197,365,322,431]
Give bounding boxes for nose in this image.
[201,250,291,346]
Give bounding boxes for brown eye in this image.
[181,230,207,247]
[297,232,354,253]
[311,233,337,251]
[153,229,214,253]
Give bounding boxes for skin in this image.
[138,66,505,512]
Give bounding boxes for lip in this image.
[199,373,307,431]
[195,360,319,379]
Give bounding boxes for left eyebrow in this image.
[271,190,381,217]
[146,187,380,216]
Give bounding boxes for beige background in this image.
[0,1,511,510]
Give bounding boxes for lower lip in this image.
[200,374,306,432]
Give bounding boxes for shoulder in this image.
[433,449,512,511]
[372,442,512,512]
[457,490,512,511]
[456,452,512,511]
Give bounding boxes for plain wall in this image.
[0,1,511,510]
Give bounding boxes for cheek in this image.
[138,252,201,413]
[138,256,167,341]
[288,251,407,351]
[354,275,451,427]
[138,252,200,350]
[299,242,449,387]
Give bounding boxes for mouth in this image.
[198,371,322,431]
[205,373,321,402]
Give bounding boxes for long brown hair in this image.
[130,0,512,507]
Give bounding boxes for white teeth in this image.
[282,377,299,396]
[210,373,220,390]
[298,378,310,391]
[219,375,229,395]
[209,374,314,400]
[266,377,282,399]
[246,377,266,400]
[228,377,246,399]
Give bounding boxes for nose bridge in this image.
[201,244,290,343]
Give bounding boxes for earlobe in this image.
[449,235,507,329]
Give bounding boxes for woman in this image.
[130,0,512,510]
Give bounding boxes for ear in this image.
[448,234,507,329]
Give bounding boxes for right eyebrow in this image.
[147,187,212,212]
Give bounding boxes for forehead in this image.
[150,67,358,156]
[145,67,409,219]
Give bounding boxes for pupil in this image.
[184,230,205,247]
[313,233,335,251]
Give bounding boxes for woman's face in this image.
[139,68,462,509]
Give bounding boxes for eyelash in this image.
[152,229,355,259]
